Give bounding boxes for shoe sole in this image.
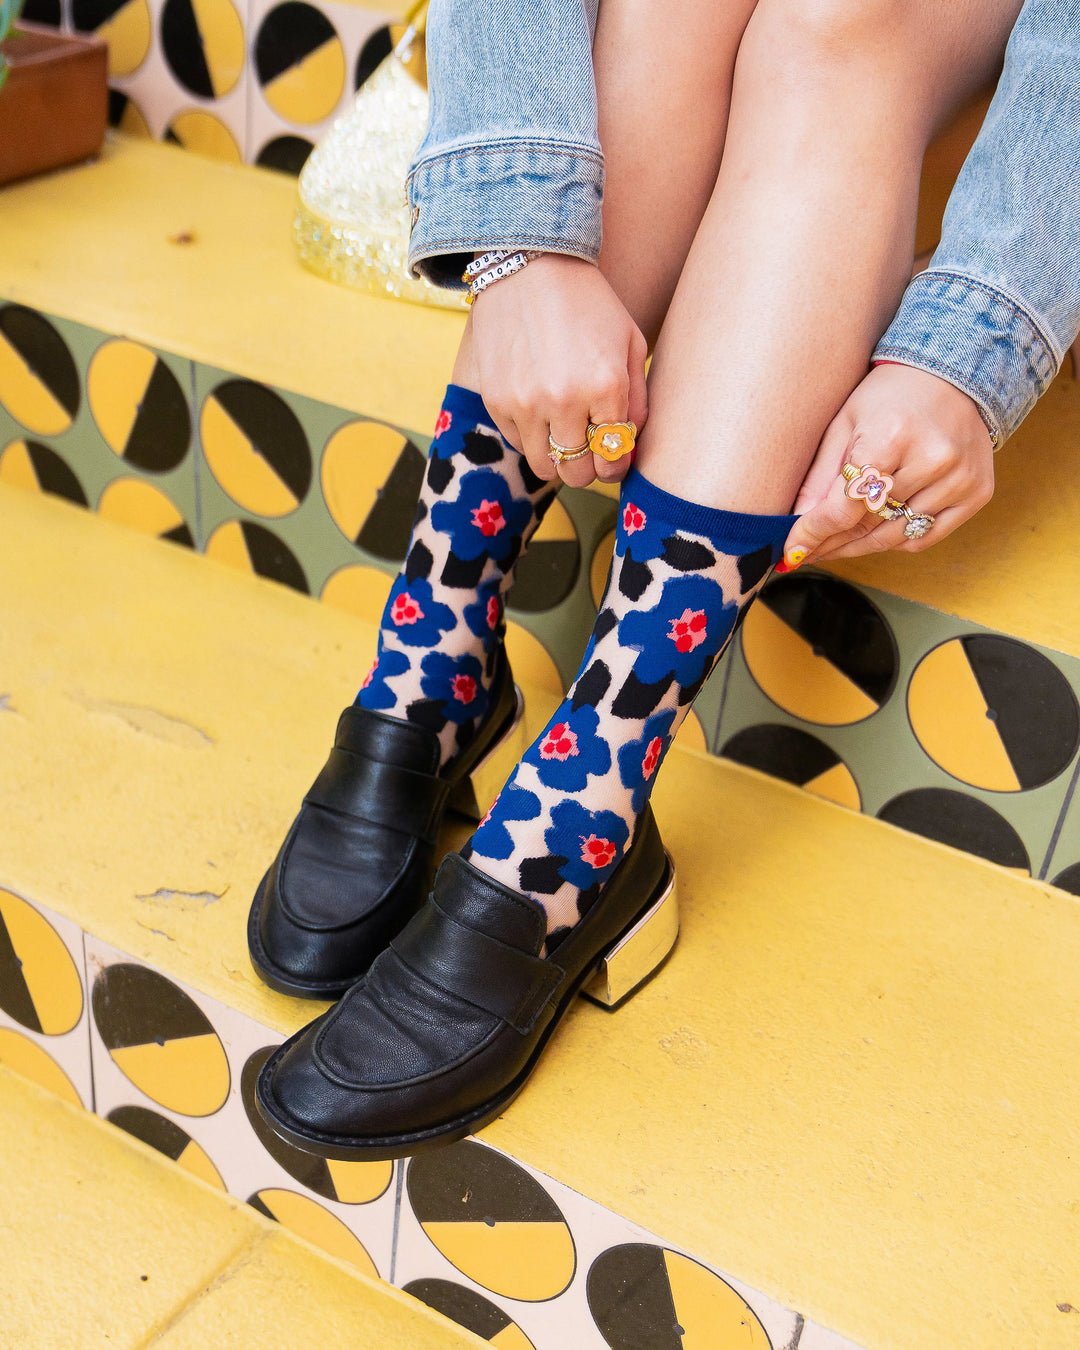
[246,686,525,1002]
[253,859,678,1160]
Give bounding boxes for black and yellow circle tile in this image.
[0,305,80,436]
[877,788,1030,874]
[908,635,1079,792]
[205,520,308,592]
[88,339,191,473]
[247,1188,378,1276]
[108,90,151,138]
[742,574,898,726]
[721,724,861,811]
[242,1048,393,1204]
[161,0,245,99]
[407,1141,575,1302]
[1052,862,1080,896]
[0,890,83,1037]
[0,1028,82,1107]
[506,499,580,614]
[72,0,151,76]
[355,24,392,89]
[20,0,62,23]
[0,440,88,506]
[98,479,195,547]
[165,111,243,163]
[320,564,393,624]
[107,1104,226,1189]
[321,420,425,559]
[255,134,314,176]
[587,1244,771,1349]
[404,1279,536,1349]
[91,963,230,1116]
[202,380,311,516]
[255,1,345,125]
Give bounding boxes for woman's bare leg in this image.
[637,0,1024,512]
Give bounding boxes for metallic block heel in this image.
[582,857,679,1010]
[447,684,526,821]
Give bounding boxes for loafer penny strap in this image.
[306,749,450,844]
[391,902,563,1035]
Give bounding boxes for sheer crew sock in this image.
[357,385,559,770]
[467,467,797,942]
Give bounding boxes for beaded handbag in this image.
[293,1,466,310]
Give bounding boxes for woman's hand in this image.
[779,363,995,569]
[467,254,649,488]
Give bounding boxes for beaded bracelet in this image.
[462,249,543,305]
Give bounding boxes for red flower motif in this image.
[539,723,578,761]
[486,594,500,630]
[471,500,506,536]
[391,593,424,626]
[668,607,707,653]
[361,660,378,689]
[451,673,477,705]
[642,736,663,780]
[580,835,617,869]
[434,409,452,439]
[623,503,645,535]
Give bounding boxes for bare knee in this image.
[753,0,911,64]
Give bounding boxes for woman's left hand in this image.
[779,363,995,570]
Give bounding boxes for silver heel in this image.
[583,857,679,1010]
[448,685,526,821]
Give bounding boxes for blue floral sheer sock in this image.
[467,467,797,941]
[357,385,559,770]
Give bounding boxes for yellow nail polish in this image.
[776,546,808,574]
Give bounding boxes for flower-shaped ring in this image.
[841,462,895,514]
[587,421,637,463]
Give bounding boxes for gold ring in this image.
[899,504,935,539]
[586,421,637,462]
[548,433,591,465]
[841,461,894,514]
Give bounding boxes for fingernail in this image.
[776,546,809,574]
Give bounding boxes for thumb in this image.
[779,425,871,571]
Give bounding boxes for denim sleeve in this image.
[874,0,1080,447]
[406,0,603,287]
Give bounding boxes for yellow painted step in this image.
[3,483,1080,1349]
[0,1066,484,1350]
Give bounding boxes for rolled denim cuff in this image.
[874,270,1060,449]
[406,140,604,289]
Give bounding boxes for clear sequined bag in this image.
[293,1,465,310]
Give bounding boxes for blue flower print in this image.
[420,652,488,725]
[430,470,535,564]
[383,576,457,649]
[614,495,672,563]
[358,647,411,709]
[470,783,542,861]
[463,581,503,651]
[545,800,630,891]
[619,574,736,687]
[617,711,676,813]
[527,704,611,791]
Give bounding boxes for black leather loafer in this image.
[254,804,677,1160]
[248,650,522,1000]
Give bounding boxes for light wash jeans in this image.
[407,0,1080,447]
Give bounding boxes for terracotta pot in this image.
[0,22,107,186]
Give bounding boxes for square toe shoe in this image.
[254,804,677,1159]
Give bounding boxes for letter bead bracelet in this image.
[463,249,543,304]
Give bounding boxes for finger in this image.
[790,412,854,516]
[627,328,649,433]
[547,409,596,488]
[781,459,883,570]
[518,414,560,483]
[816,480,969,560]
